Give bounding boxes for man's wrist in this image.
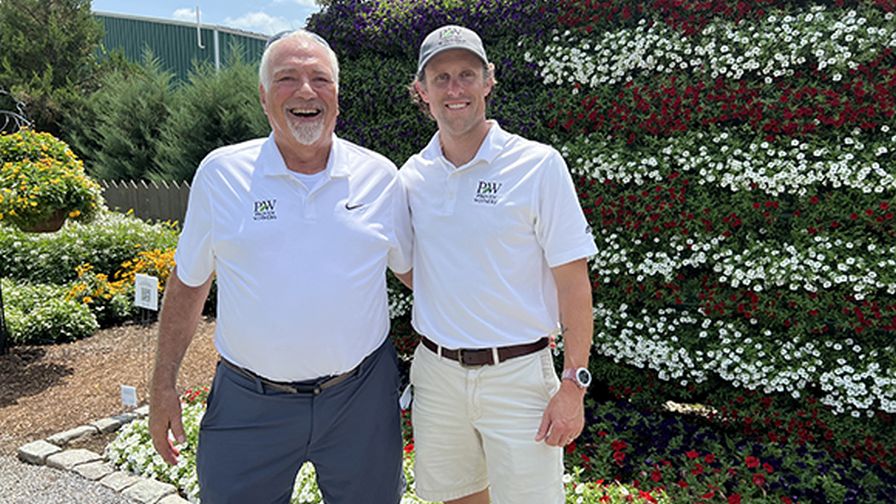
[561,366,592,390]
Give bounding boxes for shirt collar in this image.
[261,133,349,178]
[422,120,510,169]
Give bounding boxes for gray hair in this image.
[258,30,340,91]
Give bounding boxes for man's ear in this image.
[484,63,495,98]
[258,83,267,109]
[414,80,430,104]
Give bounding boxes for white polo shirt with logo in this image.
[175,134,412,381]
[400,122,596,349]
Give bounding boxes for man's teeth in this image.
[447,103,467,109]
[290,108,320,117]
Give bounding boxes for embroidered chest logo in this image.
[473,180,503,205]
[253,199,277,221]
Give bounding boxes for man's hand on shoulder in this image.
[149,386,186,465]
[535,380,586,447]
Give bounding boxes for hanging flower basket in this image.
[0,129,102,233]
[20,208,68,233]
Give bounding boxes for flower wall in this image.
[522,1,896,419]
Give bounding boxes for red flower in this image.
[701,490,715,499]
[781,497,793,504]
[611,439,628,451]
[686,450,699,459]
[729,495,742,504]
[745,456,760,469]
[404,443,414,453]
[704,453,716,464]
[763,462,775,474]
[639,490,657,503]
[613,451,627,464]
[651,469,662,482]
[753,473,767,486]
[692,463,704,475]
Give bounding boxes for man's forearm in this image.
[552,259,593,370]
[152,268,213,391]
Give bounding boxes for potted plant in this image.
[0,128,103,232]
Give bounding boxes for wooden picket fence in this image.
[101,180,190,224]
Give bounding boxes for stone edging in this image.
[16,405,188,504]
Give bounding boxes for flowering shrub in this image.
[65,247,175,326]
[0,210,179,285]
[0,278,98,344]
[0,128,102,231]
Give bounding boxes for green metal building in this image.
[94,12,268,81]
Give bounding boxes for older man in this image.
[400,25,597,503]
[148,30,412,504]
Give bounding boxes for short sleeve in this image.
[388,173,413,274]
[534,150,597,267]
[174,165,215,286]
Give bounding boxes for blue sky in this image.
[91,0,322,36]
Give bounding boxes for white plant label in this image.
[120,384,138,407]
[134,274,159,311]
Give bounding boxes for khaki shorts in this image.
[409,343,564,503]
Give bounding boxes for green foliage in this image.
[154,48,269,182]
[0,0,104,136]
[2,278,98,344]
[0,210,179,285]
[69,50,176,181]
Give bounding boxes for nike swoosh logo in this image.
[345,202,364,210]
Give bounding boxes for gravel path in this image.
[0,455,132,504]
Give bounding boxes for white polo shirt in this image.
[400,122,596,349]
[175,134,412,381]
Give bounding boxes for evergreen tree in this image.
[70,50,175,181]
[0,0,104,136]
[154,46,269,182]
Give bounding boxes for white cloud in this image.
[224,11,294,35]
[172,8,197,22]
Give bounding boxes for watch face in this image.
[577,368,592,387]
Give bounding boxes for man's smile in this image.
[289,107,322,118]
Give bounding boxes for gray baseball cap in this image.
[417,25,489,77]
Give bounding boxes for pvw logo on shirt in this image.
[253,199,277,221]
[473,180,502,205]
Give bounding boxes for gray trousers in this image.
[197,340,403,504]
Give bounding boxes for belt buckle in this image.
[458,348,492,367]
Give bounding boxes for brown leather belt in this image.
[419,335,549,367]
[220,358,359,395]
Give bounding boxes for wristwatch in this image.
[561,367,592,390]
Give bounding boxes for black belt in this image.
[220,358,359,395]
[419,335,549,367]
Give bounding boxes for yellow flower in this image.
[68,209,81,218]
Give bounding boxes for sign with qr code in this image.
[134,274,159,311]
